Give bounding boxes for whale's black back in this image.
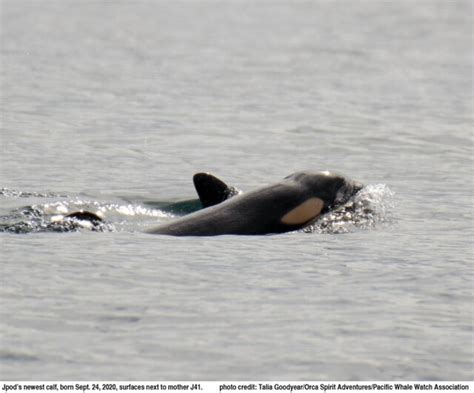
[148,181,308,236]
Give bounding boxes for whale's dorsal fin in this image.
[193,173,240,208]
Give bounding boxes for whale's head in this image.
[285,171,363,213]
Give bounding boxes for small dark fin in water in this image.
[65,210,103,223]
[193,173,240,208]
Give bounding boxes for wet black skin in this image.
[147,171,362,236]
[65,210,103,224]
[193,172,240,208]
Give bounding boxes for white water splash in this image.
[306,184,395,234]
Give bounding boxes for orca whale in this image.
[147,171,362,236]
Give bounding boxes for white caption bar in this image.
[1,382,472,393]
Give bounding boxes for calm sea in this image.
[1,0,472,380]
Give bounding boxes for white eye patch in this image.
[281,197,324,225]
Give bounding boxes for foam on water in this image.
[0,190,170,234]
[308,184,395,234]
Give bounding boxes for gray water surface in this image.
[1,0,473,380]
